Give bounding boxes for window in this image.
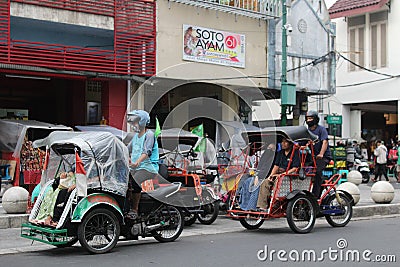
[347,11,388,71]
[370,11,388,69]
[348,15,365,71]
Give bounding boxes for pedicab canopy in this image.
[75,125,133,146]
[242,126,319,147]
[157,128,216,167]
[33,131,129,197]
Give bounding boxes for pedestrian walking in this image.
[373,140,388,182]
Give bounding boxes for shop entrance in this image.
[150,82,242,142]
[1,75,88,126]
[352,100,398,144]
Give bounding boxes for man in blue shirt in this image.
[126,110,159,220]
[256,138,300,210]
[306,110,331,198]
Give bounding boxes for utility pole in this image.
[280,0,288,126]
[280,0,296,126]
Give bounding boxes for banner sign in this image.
[183,24,245,68]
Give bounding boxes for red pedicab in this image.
[227,126,354,233]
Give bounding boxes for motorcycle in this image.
[354,158,371,183]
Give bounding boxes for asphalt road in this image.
[0,217,399,267]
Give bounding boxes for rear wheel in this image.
[198,202,219,225]
[361,172,370,183]
[152,205,184,242]
[239,215,264,230]
[77,208,120,254]
[324,192,353,227]
[286,194,316,234]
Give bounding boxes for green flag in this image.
[191,124,204,138]
[191,124,206,152]
[155,117,161,138]
[194,137,207,152]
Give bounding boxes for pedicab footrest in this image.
[20,223,69,246]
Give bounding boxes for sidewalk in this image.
[352,179,400,217]
[0,180,399,255]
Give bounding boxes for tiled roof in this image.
[328,0,389,18]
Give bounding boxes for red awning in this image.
[329,0,389,19]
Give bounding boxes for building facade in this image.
[0,0,156,128]
[0,0,336,137]
[312,0,399,144]
[130,0,335,136]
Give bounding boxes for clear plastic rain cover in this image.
[33,131,129,196]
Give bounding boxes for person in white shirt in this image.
[373,140,388,182]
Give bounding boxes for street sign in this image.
[327,115,342,125]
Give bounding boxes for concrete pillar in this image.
[341,105,351,138]
[350,110,362,139]
[222,89,239,121]
[129,83,144,110]
[172,103,189,129]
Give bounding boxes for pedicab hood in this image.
[242,126,319,145]
[33,131,130,197]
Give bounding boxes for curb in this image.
[0,214,28,229]
[353,203,400,218]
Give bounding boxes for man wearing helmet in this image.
[306,110,331,198]
[126,110,159,220]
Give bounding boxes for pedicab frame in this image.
[157,128,220,226]
[227,126,354,234]
[21,131,185,253]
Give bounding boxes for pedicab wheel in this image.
[239,215,264,230]
[197,202,219,225]
[184,213,198,226]
[324,192,353,227]
[77,208,120,254]
[152,206,184,243]
[286,194,316,234]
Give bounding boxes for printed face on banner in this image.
[183,25,245,68]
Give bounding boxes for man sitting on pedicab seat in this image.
[256,137,300,211]
[125,110,159,220]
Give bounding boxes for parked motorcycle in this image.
[354,158,371,183]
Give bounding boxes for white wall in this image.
[11,2,113,29]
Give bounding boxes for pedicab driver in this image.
[126,110,159,220]
[305,110,332,198]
